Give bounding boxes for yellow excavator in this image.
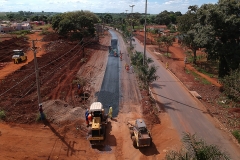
[12,50,27,64]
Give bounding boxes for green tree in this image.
[126,12,141,29]
[175,11,182,17]
[155,10,171,25]
[138,64,159,90]
[196,0,240,77]
[177,5,200,64]
[104,14,113,24]
[165,132,230,160]
[131,51,158,91]
[51,14,63,31]
[51,11,98,39]
[158,35,175,57]
[219,68,240,105]
[6,13,14,21]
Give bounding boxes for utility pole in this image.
[31,40,42,106]
[129,5,135,49]
[143,0,147,65]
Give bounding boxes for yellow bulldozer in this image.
[12,50,27,64]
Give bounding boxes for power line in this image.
[0,37,96,99]
[0,71,35,97]
[38,39,83,70]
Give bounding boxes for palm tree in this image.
[131,51,153,67]
[165,132,230,160]
[138,64,158,90]
[131,51,158,92]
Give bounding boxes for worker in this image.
[130,65,134,73]
[166,62,169,69]
[77,83,81,90]
[125,64,129,72]
[88,113,92,123]
[38,104,45,120]
[108,105,113,120]
[184,56,187,68]
[85,109,89,127]
[101,109,105,120]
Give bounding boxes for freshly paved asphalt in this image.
[132,37,240,160]
[97,30,120,117]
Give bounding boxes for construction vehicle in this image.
[110,39,118,57]
[12,50,27,64]
[127,119,152,148]
[87,102,108,145]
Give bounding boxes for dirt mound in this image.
[43,100,86,124]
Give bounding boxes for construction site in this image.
[0,27,239,159]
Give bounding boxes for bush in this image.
[11,30,31,35]
[232,130,240,143]
[0,110,6,120]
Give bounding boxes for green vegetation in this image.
[0,110,6,120]
[33,24,51,30]
[232,130,240,143]
[11,30,31,35]
[130,51,159,91]
[165,132,230,160]
[219,69,240,107]
[51,11,98,40]
[190,71,211,85]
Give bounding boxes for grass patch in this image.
[0,110,6,120]
[32,24,51,30]
[196,66,215,78]
[190,71,211,85]
[10,30,32,36]
[185,69,190,74]
[164,52,171,58]
[232,130,240,143]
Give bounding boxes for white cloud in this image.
[0,0,218,14]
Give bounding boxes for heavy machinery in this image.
[12,50,27,64]
[87,102,108,145]
[109,39,118,57]
[127,119,152,148]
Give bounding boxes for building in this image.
[146,25,167,32]
[0,22,31,33]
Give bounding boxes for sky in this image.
[0,0,219,14]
